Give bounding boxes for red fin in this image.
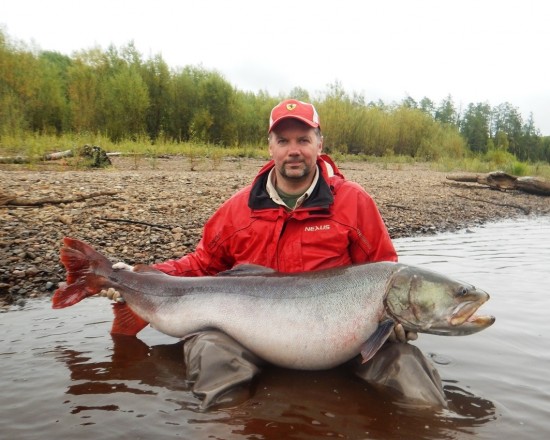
[53,280,90,309]
[111,303,149,336]
[52,237,113,309]
[52,274,109,308]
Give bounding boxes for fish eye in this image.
[457,286,469,296]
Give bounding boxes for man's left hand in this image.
[388,323,418,343]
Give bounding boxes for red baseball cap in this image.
[268,99,321,133]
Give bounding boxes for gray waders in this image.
[183,330,446,409]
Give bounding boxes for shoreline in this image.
[1,156,549,308]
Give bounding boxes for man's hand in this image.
[98,262,133,303]
[113,262,134,271]
[98,287,125,302]
[388,323,418,343]
[99,261,134,303]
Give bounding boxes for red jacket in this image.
[153,155,397,276]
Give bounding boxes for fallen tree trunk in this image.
[0,145,111,167]
[0,190,118,207]
[446,171,550,196]
[0,156,30,164]
[0,149,74,163]
[44,149,74,160]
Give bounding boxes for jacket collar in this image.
[265,166,320,209]
[248,155,344,211]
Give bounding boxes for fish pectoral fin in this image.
[217,264,277,277]
[359,319,395,364]
[111,303,149,336]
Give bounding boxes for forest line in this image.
[1,29,548,163]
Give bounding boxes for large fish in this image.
[52,237,495,370]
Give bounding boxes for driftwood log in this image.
[447,171,550,196]
[0,145,111,167]
[0,190,118,207]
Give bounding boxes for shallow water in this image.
[1,217,549,439]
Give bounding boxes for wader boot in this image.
[183,330,264,409]
[353,342,447,408]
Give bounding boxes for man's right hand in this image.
[99,262,133,302]
[99,287,125,302]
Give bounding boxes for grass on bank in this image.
[1,133,549,179]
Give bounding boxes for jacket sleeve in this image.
[151,239,218,277]
[151,204,235,277]
[346,183,398,264]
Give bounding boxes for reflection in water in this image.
[54,333,495,440]
[61,336,185,394]
[227,367,496,440]
[57,336,192,409]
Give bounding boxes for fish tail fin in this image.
[111,302,149,336]
[52,237,112,309]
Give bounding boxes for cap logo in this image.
[286,103,297,111]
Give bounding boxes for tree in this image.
[521,113,543,161]
[491,102,524,159]
[460,103,491,153]
[32,51,71,134]
[193,71,237,145]
[234,90,277,145]
[67,58,101,133]
[140,54,174,140]
[540,136,550,162]
[0,30,34,135]
[315,82,354,152]
[392,106,433,157]
[99,68,150,140]
[288,86,310,102]
[435,95,458,126]
[419,97,435,117]
[401,95,417,109]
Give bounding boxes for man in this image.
[118,99,444,408]
[153,99,397,275]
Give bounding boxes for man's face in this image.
[268,119,323,184]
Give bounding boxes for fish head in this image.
[384,265,495,336]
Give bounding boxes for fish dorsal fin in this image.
[217,264,277,277]
[132,264,166,274]
[359,318,395,364]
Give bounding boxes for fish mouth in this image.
[466,314,496,327]
[450,301,495,328]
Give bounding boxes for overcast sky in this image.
[2,0,549,134]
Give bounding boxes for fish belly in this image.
[142,282,387,370]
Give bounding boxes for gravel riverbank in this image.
[1,156,548,308]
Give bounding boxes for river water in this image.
[1,217,549,439]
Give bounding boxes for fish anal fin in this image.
[359,319,395,364]
[217,264,277,277]
[111,303,149,336]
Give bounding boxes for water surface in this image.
[1,217,549,439]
